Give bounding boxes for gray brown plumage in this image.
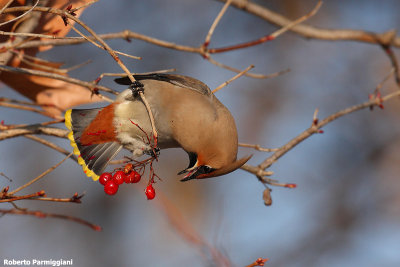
[65,73,250,181]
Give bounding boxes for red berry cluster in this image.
[99,164,141,196]
[99,163,156,199]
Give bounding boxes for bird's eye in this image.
[202,165,214,173]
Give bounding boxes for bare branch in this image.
[0,125,68,141]
[245,258,269,267]
[0,1,42,66]
[209,0,322,54]
[212,64,254,93]
[0,208,101,231]
[0,100,51,117]
[240,164,274,177]
[380,44,400,87]
[9,153,72,195]
[239,142,279,152]
[259,85,400,171]
[0,65,117,98]
[0,0,15,15]
[207,56,288,79]
[25,135,78,163]
[0,0,39,28]
[203,0,232,47]
[14,30,200,52]
[217,0,400,47]
[0,190,45,203]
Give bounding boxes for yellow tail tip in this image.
[64,109,99,181]
[65,109,72,130]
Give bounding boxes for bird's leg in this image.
[129,81,145,97]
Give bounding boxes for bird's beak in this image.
[179,155,252,181]
[198,155,252,179]
[178,166,201,181]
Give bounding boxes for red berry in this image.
[145,184,156,200]
[125,171,141,184]
[104,180,118,195]
[134,172,141,183]
[124,163,134,174]
[113,171,126,185]
[99,172,112,185]
[124,172,134,183]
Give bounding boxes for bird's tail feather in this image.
[65,109,122,180]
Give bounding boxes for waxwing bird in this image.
[65,73,251,181]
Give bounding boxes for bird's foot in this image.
[129,81,145,97]
[144,147,160,158]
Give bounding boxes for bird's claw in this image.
[129,81,145,97]
[144,147,160,158]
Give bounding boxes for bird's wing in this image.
[114,74,212,96]
[65,108,123,180]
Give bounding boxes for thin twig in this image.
[218,0,400,47]
[9,50,92,74]
[209,0,322,54]
[239,142,279,152]
[68,24,141,60]
[72,0,98,12]
[269,0,322,39]
[0,190,45,203]
[0,97,58,108]
[0,125,68,141]
[0,0,39,27]
[25,135,78,163]
[203,0,233,47]
[0,30,81,39]
[57,6,159,147]
[13,30,200,52]
[0,172,12,182]
[34,196,82,203]
[207,56,287,79]
[0,2,43,66]
[0,208,101,231]
[9,153,72,195]
[240,164,274,177]
[212,65,254,93]
[245,258,269,267]
[374,68,395,93]
[34,192,84,203]
[0,101,50,117]
[1,6,286,80]
[0,0,15,15]
[0,64,117,98]
[259,80,400,171]
[0,118,64,130]
[238,69,397,183]
[381,44,400,87]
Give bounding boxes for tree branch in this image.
[0,125,68,141]
[260,85,400,171]
[217,0,400,47]
[0,65,117,97]
[0,208,101,231]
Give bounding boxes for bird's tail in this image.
[65,109,122,180]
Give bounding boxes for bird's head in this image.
[178,152,252,182]
[176,96,252,181]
